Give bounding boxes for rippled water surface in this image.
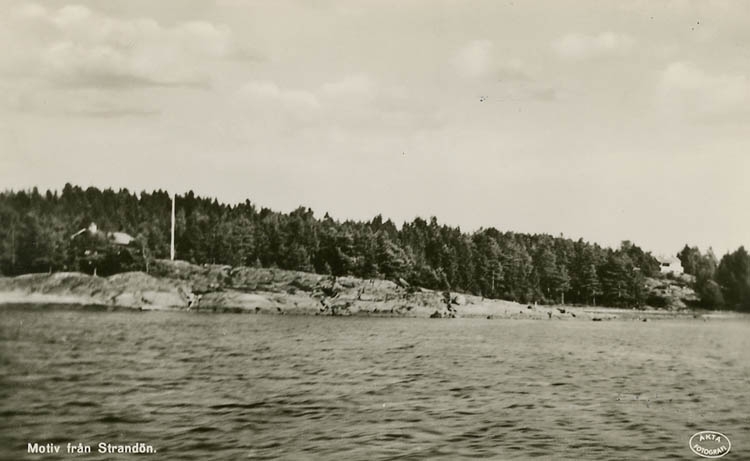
[1,306,749,460]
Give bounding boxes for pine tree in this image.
[581,263,602,305]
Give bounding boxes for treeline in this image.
[677,245,750,311]
[0,184,747,311]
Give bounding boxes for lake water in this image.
[1,306,748,460]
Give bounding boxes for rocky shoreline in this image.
[0,260,722,321]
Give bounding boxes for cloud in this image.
[2,3,239,89]
[39,41,211,89]
[495,58,531,82]
[454,40,494,78]
[659,61,750,118]
[321,74,375,97]
[239,81,320,109]
[241,74,381,111]
[2,87,160,118]
[453,41,533,84]
[11,2,48,19]
[67,107,161,118]
[526,86,561,101]
[552,32,634,60]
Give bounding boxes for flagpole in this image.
[170,193,176,261]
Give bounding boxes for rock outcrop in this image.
[0,259,702,320]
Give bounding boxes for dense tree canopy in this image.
[716,246,750,311]
[1,184,746,310]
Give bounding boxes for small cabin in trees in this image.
[70,222,134,246]
[656,255,684,275]
[69,223,137,275]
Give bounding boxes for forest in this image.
[1,184,748,311]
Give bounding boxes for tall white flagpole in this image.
[170,193,176,261]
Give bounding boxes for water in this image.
[1,306,748,460]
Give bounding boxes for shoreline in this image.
[0,297,735,321]
[0,261,736,321]
[0,291,728,321]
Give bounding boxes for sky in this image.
[1,0,748,257]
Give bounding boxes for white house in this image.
[656,255,684,275]
[70,222,135,246]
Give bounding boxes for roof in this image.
[70,222,135,246]
[655,254,681,264]
[108,231,135,246]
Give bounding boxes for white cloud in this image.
[11,2,48,19]
[552,32,634,60]
[2,3,237,88]
[52,4,92,27]
[1,85,160,118]
[240,74,381,112]
[454,40,494,78]
[321,74,375,97]
[453,40,533,85]
[659,61,750,118]
[239,81,319,109]
[496,58,531,82]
